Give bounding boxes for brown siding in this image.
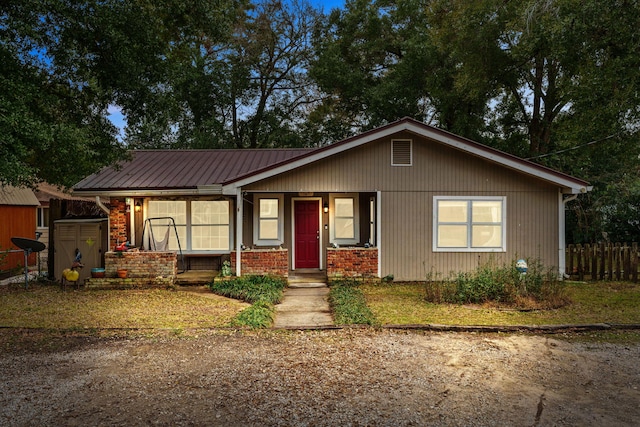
[246,131,561,280]
[381,190,558,281]
[248,133,554,193]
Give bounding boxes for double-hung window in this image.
[434,197,506,252]
[330,193,359,245]
[254,194,284,245]
[36,207,49,228]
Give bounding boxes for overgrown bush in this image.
[208,275,287,328]
[425,258,570,309]
[329,279,377,325]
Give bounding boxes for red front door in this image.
[294,200,320,269]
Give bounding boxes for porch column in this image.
[236,190,243,277]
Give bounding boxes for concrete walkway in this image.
[273,276,334,328]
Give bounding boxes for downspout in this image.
[236,190,243,277]
[95,196,110,215]
[559,193,579,279]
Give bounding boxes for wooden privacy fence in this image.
[566,243,639,282]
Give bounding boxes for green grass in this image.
[362,281,640,326]
[329,279,377,325]
[209,275,287,328]
[0,281,247,329]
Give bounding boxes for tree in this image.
[309,0,504,144]
[120,0,320,149]
[223,0,321,148]
[0,0,125,188]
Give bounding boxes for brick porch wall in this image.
[327,247,378,279]
[105,251,177,279]
[230,249,288,277]
[109,197,127,250]
[84,251,177,289]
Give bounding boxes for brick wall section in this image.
[109,197,127,250]
[327,248,378,279]
[230,249,288,277]
[105,251,177,279]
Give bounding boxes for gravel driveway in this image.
[1,329,639,426]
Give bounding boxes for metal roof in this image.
[73,149,313,194]
[73,118,591,196]
[0,186,40,206]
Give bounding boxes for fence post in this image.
[607,243,613,280]
[592,244,597,279]
[584,243,592,280]
[623,243,630,281]
[577,244,584,281]
[567,244,574,278]
[615,243,622,281]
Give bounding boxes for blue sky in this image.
[313,0,345,12]
[108,0,346,138]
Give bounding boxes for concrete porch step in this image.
[175,270,217,286]
[287,271,327,286]
[274,273,333,328]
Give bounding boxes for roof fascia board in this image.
[72,189,205,197]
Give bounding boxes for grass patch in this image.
[208,275,286,328]
[363,281,640,327]
[0,280,247,329]
[230,301,274,328]
[329,279,377,325]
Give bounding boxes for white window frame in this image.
[253,194,284,246]
[433,196,506,252]
[330,193,360,245]
[191,200,231,251]
[146,199,233,252]
[36,206,49,228]
[391,138,413,166]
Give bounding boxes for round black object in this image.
[11,237,46,253]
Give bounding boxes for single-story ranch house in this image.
[73,118,590,283]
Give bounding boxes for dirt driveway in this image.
[0,329,638,426]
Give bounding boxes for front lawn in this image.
[0,281,248,329]
[363,281,640,326]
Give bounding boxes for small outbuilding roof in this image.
[0,186,40,206]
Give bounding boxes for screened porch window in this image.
[191,201,229,250]
[434,197,505,252]
[146,201,187,251]
[147,200,230,251]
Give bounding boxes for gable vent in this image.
[392,139,412,166]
